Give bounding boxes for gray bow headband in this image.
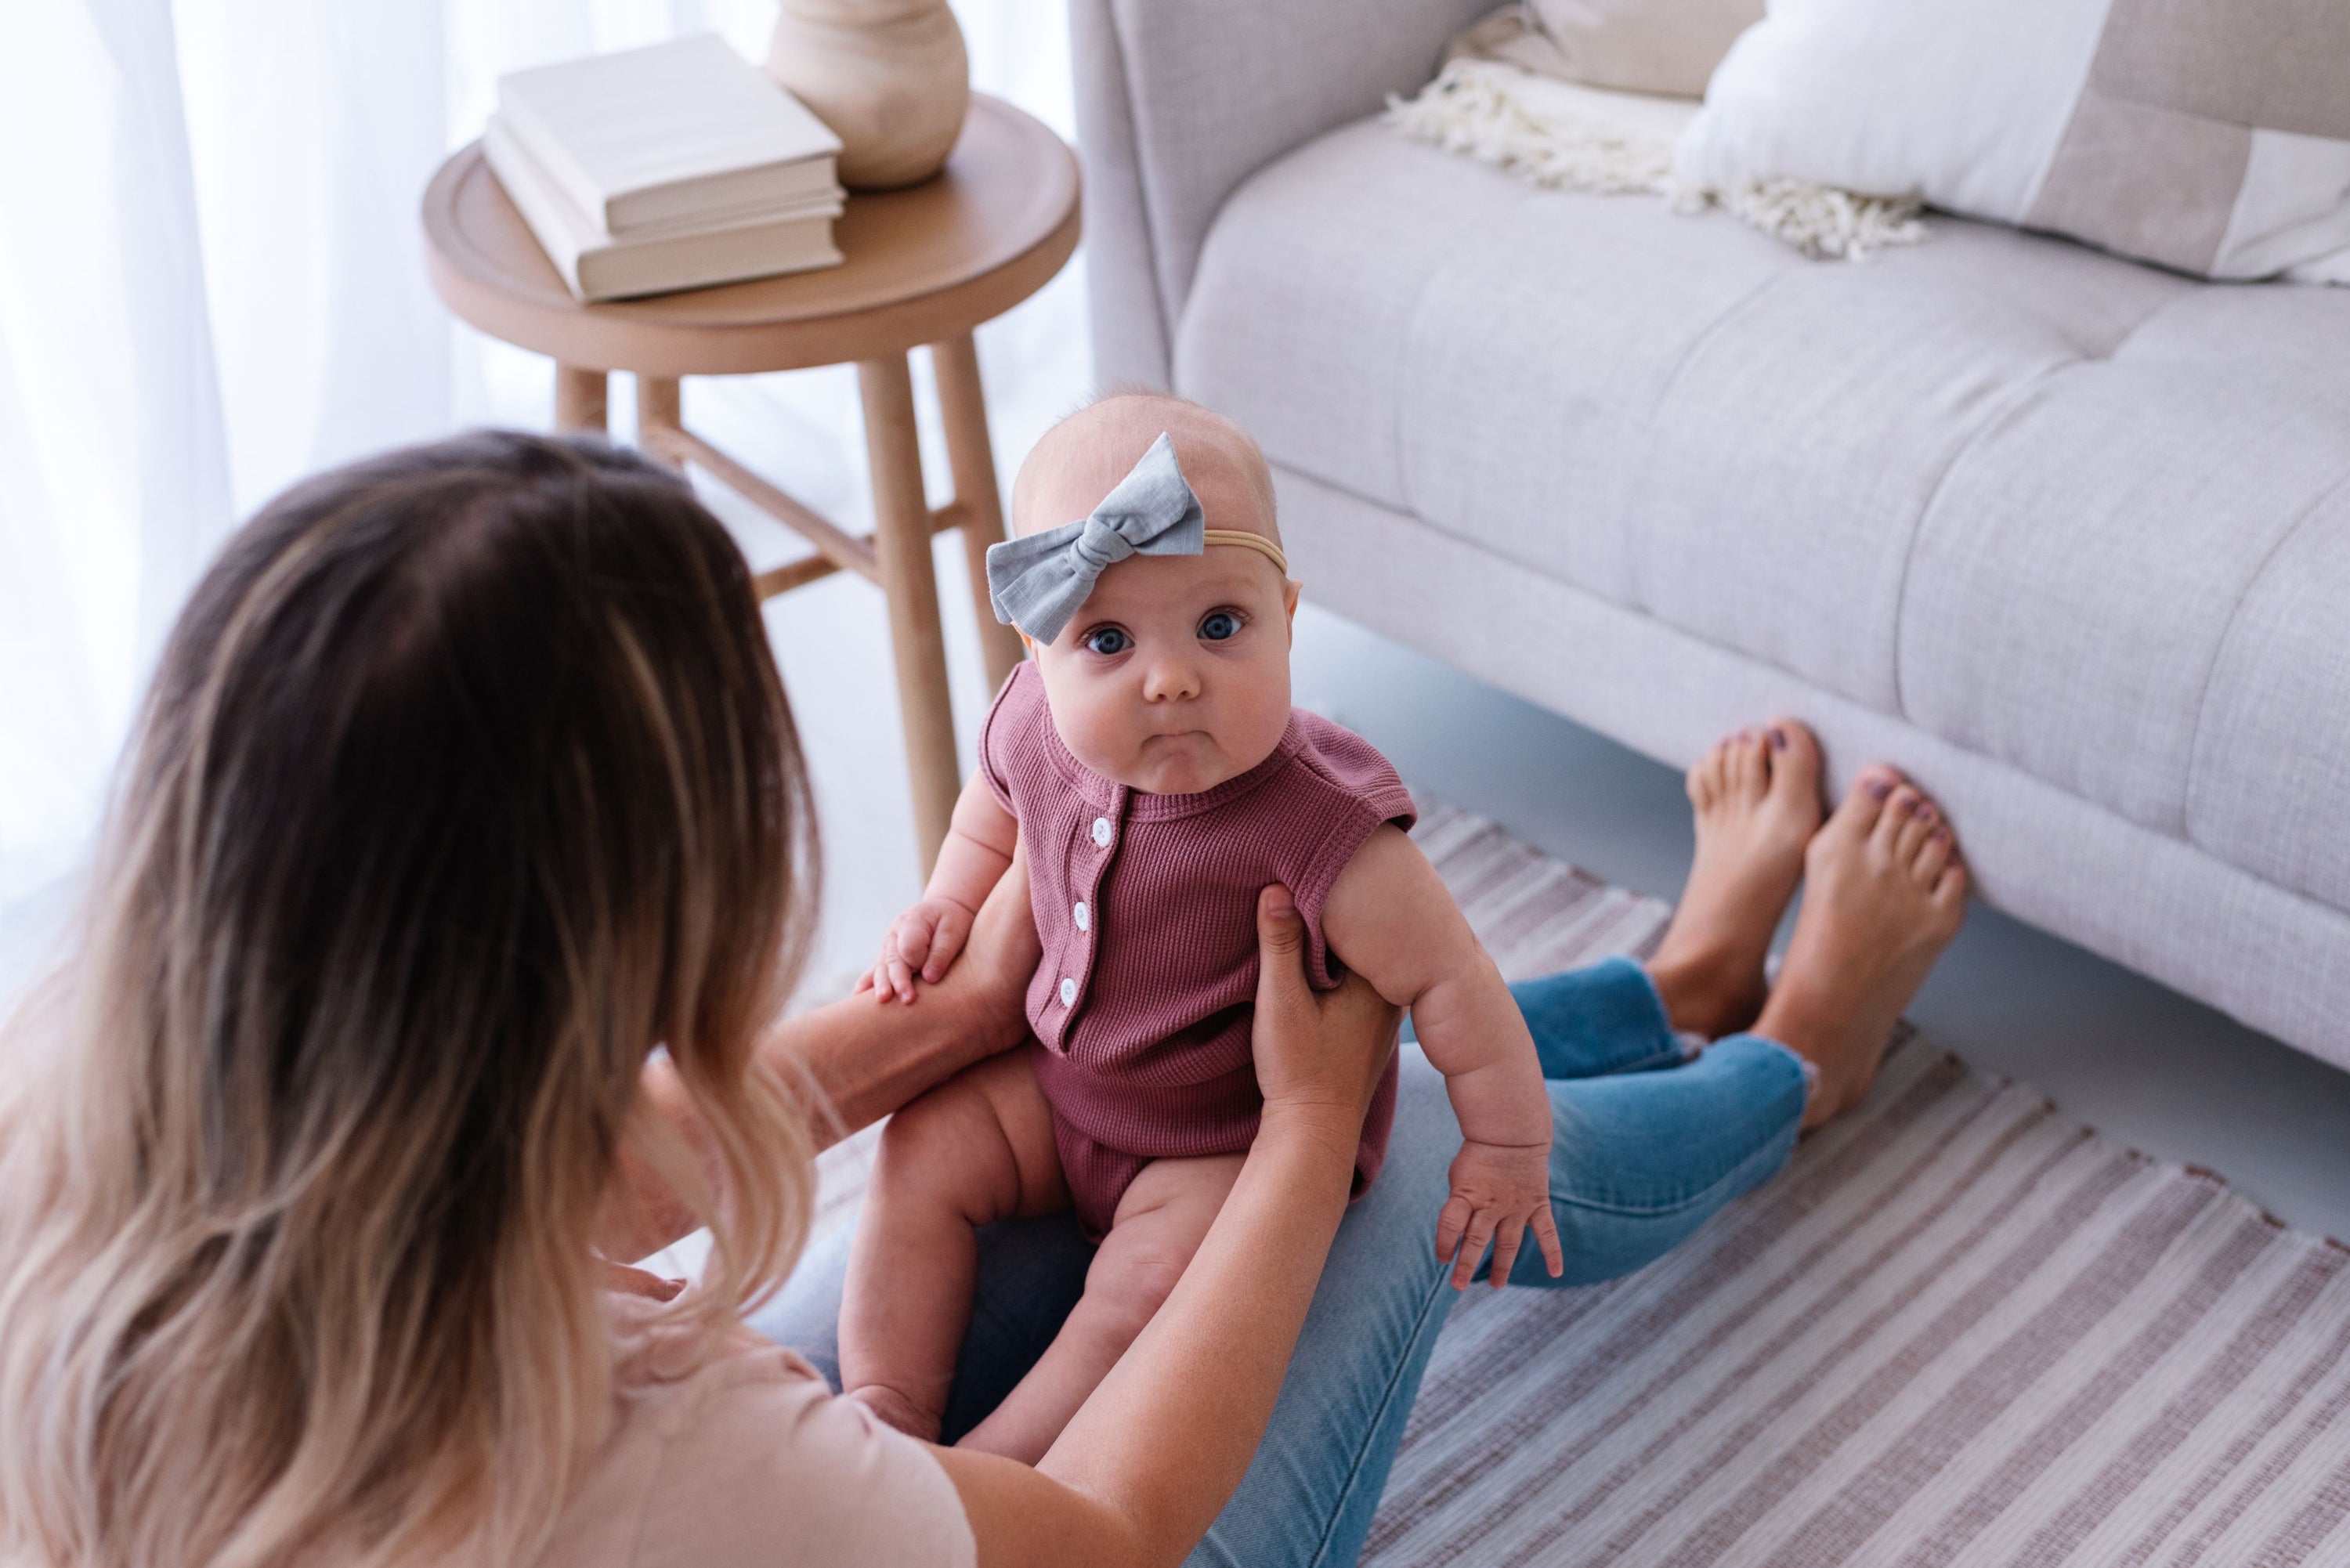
[986,432,1206,645]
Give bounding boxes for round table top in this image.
[421,94,1081,376]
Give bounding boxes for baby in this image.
[841,394,1561,1461]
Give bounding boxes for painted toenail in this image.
[1769,726,1788,749]
[1919,804,1937,823]
[1864,777,1893,800]
[1931,826,1951,844]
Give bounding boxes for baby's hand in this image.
[857,897,977,1004]
[1435,1139,1564,1290]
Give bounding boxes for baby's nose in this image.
[1141,655,1202,702]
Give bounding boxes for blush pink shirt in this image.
[978,663,1413,1234]
[530,1295,974,1568]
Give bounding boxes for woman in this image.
[0,432,1962,1567]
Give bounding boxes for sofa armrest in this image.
[1072,0,1491,388]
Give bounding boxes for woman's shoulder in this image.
[535,1305,975,1568]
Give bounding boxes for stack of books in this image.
[484,34,846,302]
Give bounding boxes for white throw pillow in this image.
[1676,0,2350,280]
[1449,0,1762,100]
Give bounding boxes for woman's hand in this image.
[598,1258,685,1301]
[1249,883,1401,1154]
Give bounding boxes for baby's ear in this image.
[1283,577,1303,624]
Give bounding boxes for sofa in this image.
[1069,0,2350,1071]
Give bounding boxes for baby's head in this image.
[1009,393,1298,796]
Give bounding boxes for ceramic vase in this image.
[766,0,970,190]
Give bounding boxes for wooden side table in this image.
[421,96,1079,874]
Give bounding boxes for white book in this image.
[485,117,843,302]
[497,34,844,237]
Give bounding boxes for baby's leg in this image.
[840,1051,1068,1440]
[957,1151,1245,1463]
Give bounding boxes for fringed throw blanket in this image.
[1387,56,1928,262]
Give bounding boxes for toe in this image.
[1932,862,1970,921]
[1765,719,1823,802]
[1688,744,1723,808]
[1852,764,1904,810]
[1871,785,1920,851]
[1709,737,1739,793]
[1827,766,1898,841]
[1732,732,1766,797]
[1914,825,1954,883]
[1893,797,1935,862]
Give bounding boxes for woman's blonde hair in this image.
[0,432,821,1566]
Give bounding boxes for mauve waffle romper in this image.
[979,663,1415,1237]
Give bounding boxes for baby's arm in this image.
[1321,825,1565,1288]
[864,771,1019,1003]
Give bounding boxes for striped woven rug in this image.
[820,802,2350,1566]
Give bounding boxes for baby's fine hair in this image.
[1012,387,1279,539]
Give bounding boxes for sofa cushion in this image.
[1897,289,2350,842]
[2183,468,2350,908]
[1176,119,2350,908]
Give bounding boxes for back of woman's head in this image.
[0,430,819,1567]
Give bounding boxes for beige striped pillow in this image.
[1678,0,2350,280]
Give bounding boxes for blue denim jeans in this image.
[752,956,1807,1567]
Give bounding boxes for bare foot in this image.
[849,1383,944,1443]
[1755,767,1968,1129]
[1647,721,1824,1039]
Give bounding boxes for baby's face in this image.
[1031,547,1301,795]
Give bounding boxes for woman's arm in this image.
[598,851,1039,1262]
[930,885,1401,1568]
[786,834,1036,1136]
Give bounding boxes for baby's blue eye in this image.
[1083,627,1131,656]
[1198,611,1242,642]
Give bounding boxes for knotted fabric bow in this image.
[985,432,1205,645]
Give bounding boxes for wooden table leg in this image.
[859,353,960,876]
[637,374,683,469]
[931,333,1026,695]
[555,366,609,433]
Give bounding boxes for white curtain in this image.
[0,0,1086,950]
[1,0,230,916]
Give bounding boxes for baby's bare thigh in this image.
[1089,1154,1248,1312]
[877,1050,1070,1220]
